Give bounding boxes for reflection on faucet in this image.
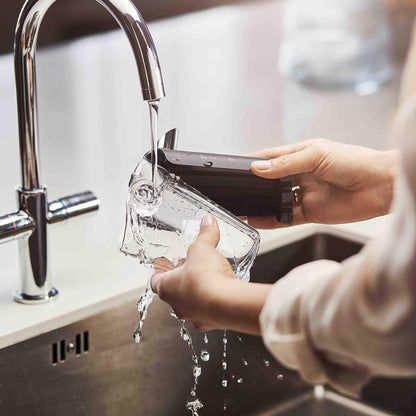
[0,0,165,303]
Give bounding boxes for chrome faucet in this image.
[0,0,165,303]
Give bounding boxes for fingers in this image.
[246,139,327,159]
[246,143,303,159]
[150,270,163,294]
[251,146,320,179]
[151,215,220,295]
[153,257,174,273]
[151,258,182,295]
[151,266,182,297]
[191,214,220,249]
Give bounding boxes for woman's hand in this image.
[151,215,271,334]
[248,139,399,229]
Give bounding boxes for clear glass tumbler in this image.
[120,156,260,281]
[279,0,393,94]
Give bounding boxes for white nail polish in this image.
[252,160,271,170]
[201,214,214,227]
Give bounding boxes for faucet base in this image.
[13,287,59,304]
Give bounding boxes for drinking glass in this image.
[120,156,260,281]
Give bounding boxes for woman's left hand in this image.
[151,215,236,331]
[151,215,271,334]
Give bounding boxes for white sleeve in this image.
[260,96,416,397]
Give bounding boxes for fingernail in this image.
[252,160,271,170]
[201,214,214,228]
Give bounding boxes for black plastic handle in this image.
[148,149,293,225]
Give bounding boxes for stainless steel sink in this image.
[1,232,415,415]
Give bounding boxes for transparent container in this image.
[279,0,392,94]
[120,156,260,281]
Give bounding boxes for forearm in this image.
[372,149,400,215]
[260,161,416,395]
[209,280,272,336]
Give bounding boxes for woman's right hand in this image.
[248,139,399,229]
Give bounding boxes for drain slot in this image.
[75,333,82,355]
[59,339,66,362]
[52,342,58,365]
[51,331,90,365]
[83,331,89,352]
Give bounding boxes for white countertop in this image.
[0,0,400,349]
[0,215,392,349]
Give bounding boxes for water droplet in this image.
[222,337,228,345]
[134,333,141,343]
[242,359,248,366]
[236,335,243,343]
[193,366,201,378]
[222,360,227,370]
[263,359,270,367]
[186,398,203,414]
[203,333,208,344]
[200,350,210,362]
[180,327,190,342]
[237,378,243,384]
[314,385,325,399]
[221,378,228,388]
[277,374,284,381]
[190,390,196,397]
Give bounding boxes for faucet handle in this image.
[0,211,34,244]
[48,191,100,225]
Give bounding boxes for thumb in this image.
[194,214,220,248]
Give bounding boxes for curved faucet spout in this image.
[15,0,166,190]
[8,0,165,304]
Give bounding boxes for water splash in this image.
[133,268,155,344]
[221,329,228,403]
[170,310,203,415]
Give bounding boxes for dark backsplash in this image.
[0,0,247,55]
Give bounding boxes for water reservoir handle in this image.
[151,148,293,225]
